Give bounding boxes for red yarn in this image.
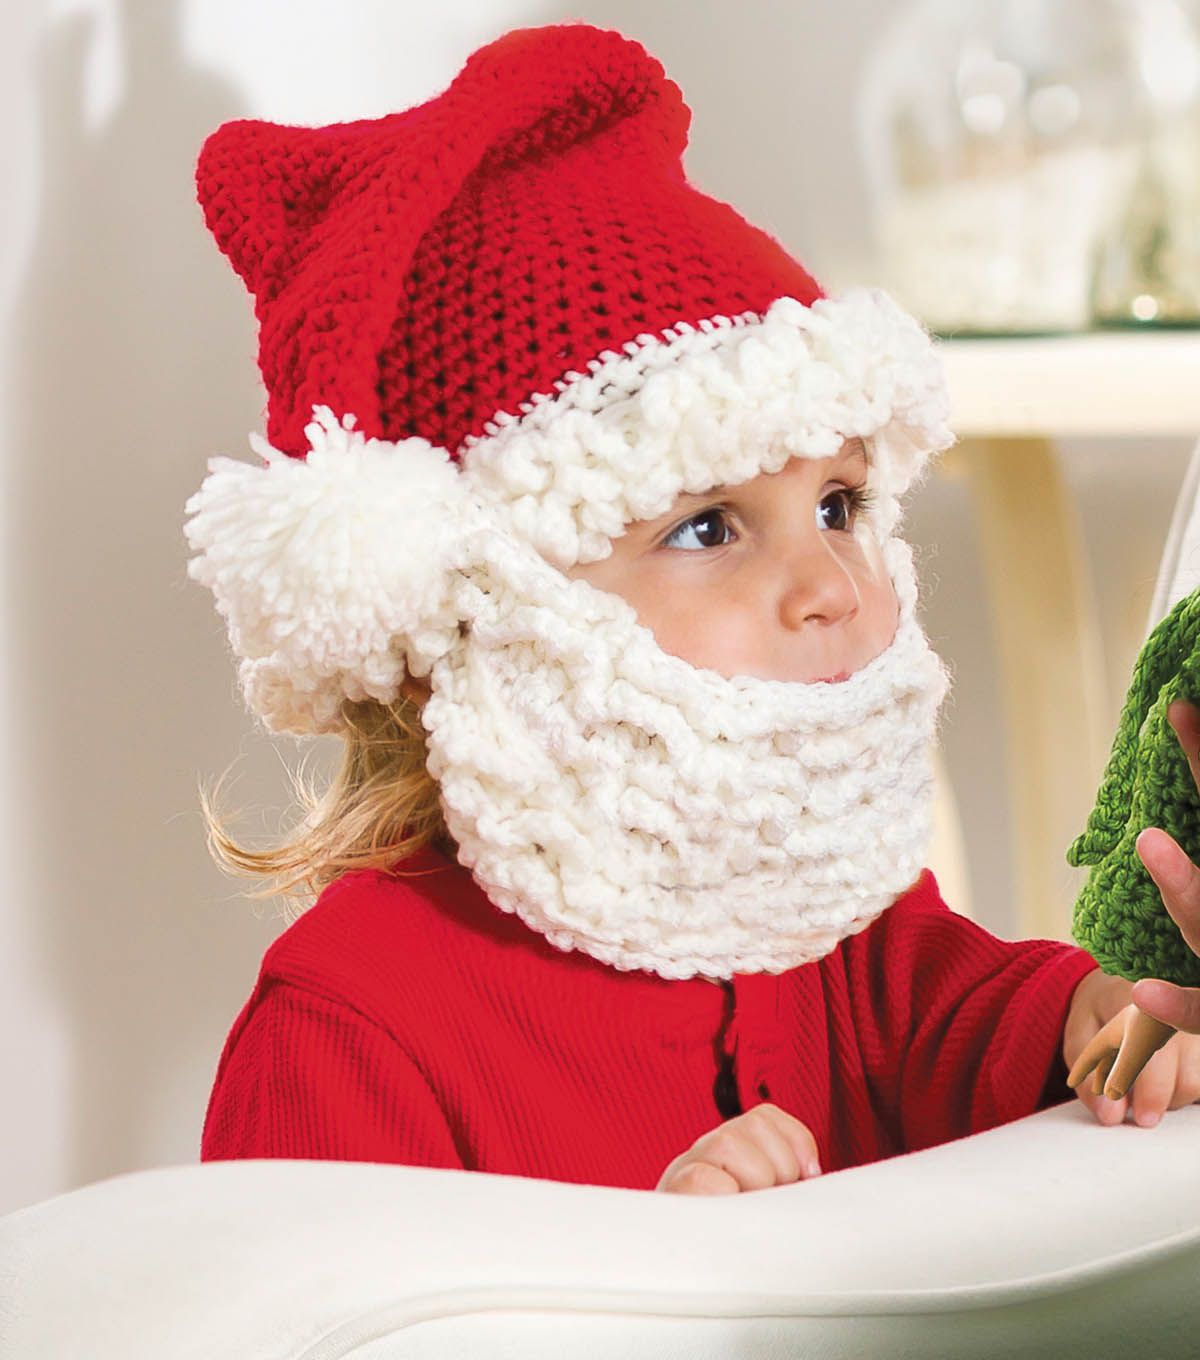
[196,24,822,459]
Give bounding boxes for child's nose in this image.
[776,537,861,631]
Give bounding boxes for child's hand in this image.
[656,1103,821,1194]
[1132,825,1200,1034]
[1064,970,1200,1125]
[1063,700,1200,1122]
[1129,702,1200,1037]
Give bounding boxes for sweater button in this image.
[714,1064,742,1119]
[756,1081,770,1101]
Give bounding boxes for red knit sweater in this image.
[201,849,1098,1188]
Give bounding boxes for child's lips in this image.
[817,671,851,684]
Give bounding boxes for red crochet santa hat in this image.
[186,23,951,733]
[196,25,822,460]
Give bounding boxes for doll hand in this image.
[1066,1003,1176,1106]
[1065,990,1200,1125]
[656,1104,821,1195]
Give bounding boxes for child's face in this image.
[568,439,898,683]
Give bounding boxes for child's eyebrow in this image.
[652,442,873,527]
[679,444,869,503]
[670,487,730,509]
[840,440,869,471]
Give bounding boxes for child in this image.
[187,23,1200,1194]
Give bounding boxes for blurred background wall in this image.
[1,0,1191,1215]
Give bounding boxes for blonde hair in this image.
[203,696,447,916]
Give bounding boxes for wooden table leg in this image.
[959,436,1111,941]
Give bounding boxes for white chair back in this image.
[1150,440,1200,627]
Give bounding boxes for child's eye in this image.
[816,486,873,532]
[661,508,736,551]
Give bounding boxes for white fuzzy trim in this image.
[461,289,952,568]
[187,290,951,733]
[424,532,948,978]
[185,408,480,733]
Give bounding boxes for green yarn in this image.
[1068,587,1200,985]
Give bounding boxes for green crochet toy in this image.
[1065,586,1200,1099]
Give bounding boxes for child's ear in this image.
[399,673,433,709]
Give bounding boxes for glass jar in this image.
[859,0,1200,333]
[1092,0,1200,324]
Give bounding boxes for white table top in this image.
[938,329,1200,438]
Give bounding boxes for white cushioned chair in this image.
[6,443,1200,1357]
[3,1103,1200,1357]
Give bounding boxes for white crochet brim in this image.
[185,287,953,734]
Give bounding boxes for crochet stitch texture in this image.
[424,533,947,978]
[187,289,948,734]
[188,23,955,975]
[189,23,953,736]
[195,25,821,462]
[1068,587,1200,986]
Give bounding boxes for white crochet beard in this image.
[183,287,954,976]
[422,529,948,980]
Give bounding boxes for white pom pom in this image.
[186,407,479,730]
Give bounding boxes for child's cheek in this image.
[845,523,892,594]
[852,516,885,565]
[846,528,900,651]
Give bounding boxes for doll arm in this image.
[202,981,464,1168]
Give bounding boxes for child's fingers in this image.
[754,1103,822,1179]
[1075,1081,1128,1126]
[1078,1057,1127,1124]
[697,1118,787,1191]
[1067,1006,1175,1102]
[1127,1044,1178,1128]
[1136,824,1200,959]
[1066,1024,1127,1124]
[655,1121,780,1194]
[1166,700,1200,800]
[655,1105,821,1194]
[1133,977,1200,1036]
[1126,1032,1200,1123]
[1166,1035,1200,1110]
[660,1161,740,1196]
[697,1105,815,1190]
[1068,1009,1196,1125]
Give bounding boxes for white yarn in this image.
[185,408,483,732]
[185,290,951,735]
[423,531,948,980]
[186,289,951,973]
[464,289,952,568]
